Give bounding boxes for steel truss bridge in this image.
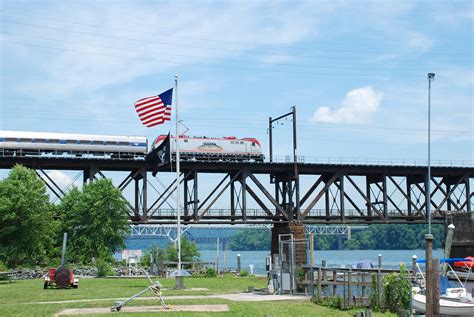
[0,156,472,225]
[127,224,364,248]
[129,224,365,238]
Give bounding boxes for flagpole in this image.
[174,74,182,273]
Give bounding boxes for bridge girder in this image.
[1,157,472,225]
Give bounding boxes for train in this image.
[0,131,147,159]
[0,131,264,162]
[153,134,264,162]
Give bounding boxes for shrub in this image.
[0,261,8,271]
[370,273,380,311]
[382,265,411,313]
[239,270,249,277]
[369,265,411,313]
[312,296,344,310]
[96,258,114,277]
[204,268,217,278]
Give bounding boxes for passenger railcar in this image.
[153,135,264,162]
[0,131,147,158]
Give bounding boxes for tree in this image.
[0,165,56,267]
[164,237,200,263]
[58,179,129,264]
[228,229,271,251]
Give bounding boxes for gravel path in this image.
[56,304,230,316]
[32,293,309,305]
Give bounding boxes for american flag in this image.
[134,88,173,127]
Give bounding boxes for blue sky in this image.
[1,0,472,173]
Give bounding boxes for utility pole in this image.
[269,117,273,162]
[292,107,300,220]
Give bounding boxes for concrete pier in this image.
[450,212,474,257]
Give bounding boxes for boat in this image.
[412,258,474,315]
[455,256,474,270]
[412,292,474,316]
[449,256,474,282]
[447,270,474,282]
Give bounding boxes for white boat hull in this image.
[412,293,474,316]
[447,270,474,282]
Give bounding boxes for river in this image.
[199,249,445,275]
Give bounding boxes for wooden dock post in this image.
[321,259,327,296]
[332,270,337,297]
[442,224,455,275]
[348,267,353,307]
[317,266,322,299]
[361,272,366,306]
[432,258,440,316]
[412,255,417,280]
[377,254,382,308]
[425,234,433,317]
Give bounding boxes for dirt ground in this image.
[56,304,230,316]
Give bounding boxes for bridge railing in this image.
[147,208,436,219]
[270,155,473,167]
[2,148,472,167]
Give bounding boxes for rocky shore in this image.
[6,266,151,280]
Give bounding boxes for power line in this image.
[2,105,472,135]
[2,39,440,78]
[1,31,465,73]
[2,19,471,64]
[1,9,471,57]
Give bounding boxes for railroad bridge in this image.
[1,155,473,256]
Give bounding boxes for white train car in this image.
[0,130,147,159]
[153,135,264,162]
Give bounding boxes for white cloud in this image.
[406,32,434,53]
[311,86,383,124]
[3,1,333,99]
[45,170,79,191]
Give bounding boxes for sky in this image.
[0,0,473,189]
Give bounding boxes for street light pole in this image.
[425,72,436,316]
[427,72,435,234]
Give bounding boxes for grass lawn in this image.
[0,277,395,316]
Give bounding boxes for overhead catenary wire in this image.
[0,30,467,73]
[1,39,467,79]
[1,9,471,57]
[1,19,472,64]
[1,105,472,136]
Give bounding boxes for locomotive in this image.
[0,131,264,162]
[153,134,264,162]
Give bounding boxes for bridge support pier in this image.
[271,222,307,266]
[450,212,474,257]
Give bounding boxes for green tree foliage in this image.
[345,224,444,250]
[315,235,339,250]
[228,229,271,251]
[0,165,56,268]
[58,179,129,264]
[227,224,445,251]
[164,237,200,262]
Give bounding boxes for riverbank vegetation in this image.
[0,165,130,269]
[228,224,445,251]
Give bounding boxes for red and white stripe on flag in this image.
[134,95,171,127]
